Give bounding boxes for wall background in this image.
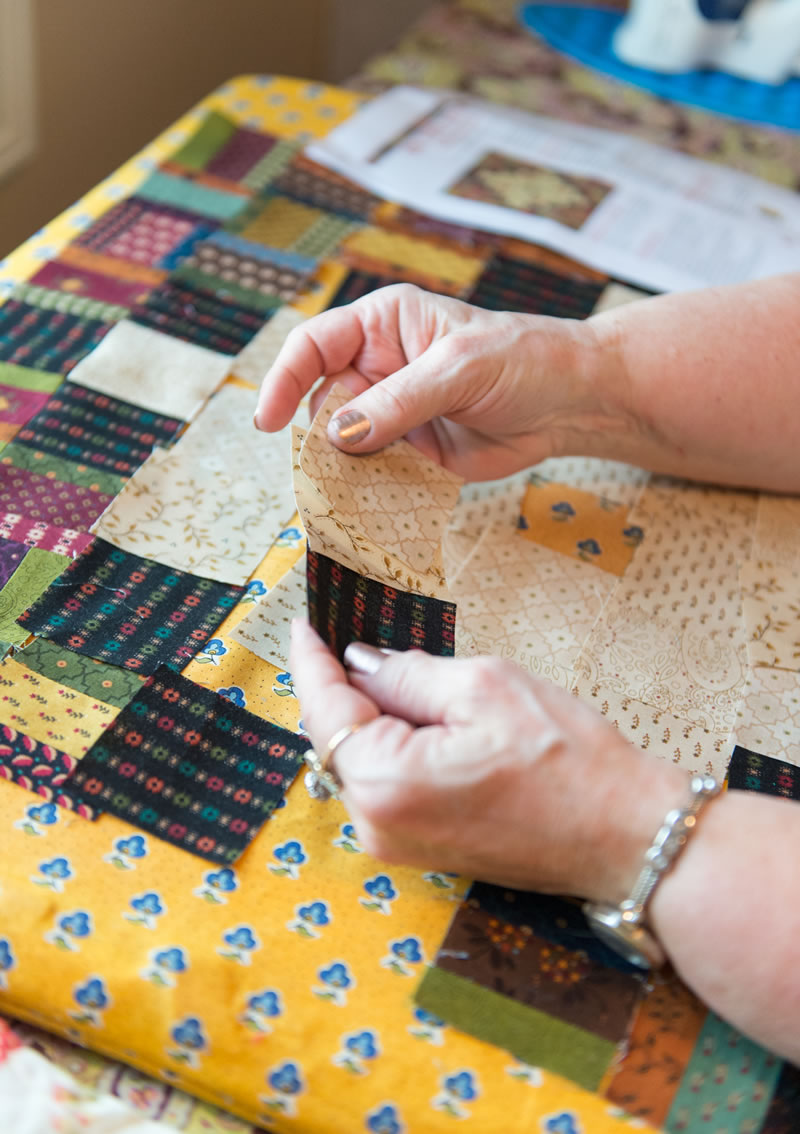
[0,0,433,257]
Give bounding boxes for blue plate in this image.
[518,3,800,132]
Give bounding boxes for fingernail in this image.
[330,409,371,446]
[344,641,391,675]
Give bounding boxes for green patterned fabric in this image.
[0,361,63,393]
[11,282,129,324]
[0,548,70,646]
[241,138,299,191]
[415,965,616,1092]
[170,111,236,171]
[0,442,129,495]
[15,636,146,708]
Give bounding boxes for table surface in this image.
[0,5,798,1134]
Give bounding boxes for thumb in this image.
[343,642,475,726]
[326,338,467,455]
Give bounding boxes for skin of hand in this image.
[256,274,800,492]
[292,620,800,1064]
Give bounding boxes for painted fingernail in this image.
[344,641,390,676]
[330,409,371,446]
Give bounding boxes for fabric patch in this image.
[273,155,381,221]
[571,680,732,781]
[603,970,709,1126]
[753,495,800,569]
[229,305,306,386]
[29,258,155,309]
[761,1063,800,1134]
[207,126,278,182]
[727,744,800,800]
[328,268,404,308]
[15,636,146,709]
[0,444,127,496]
[74,196,219,266]
[57,243,169,288]
[67,319,230,422]
[68,665,308,862]
[170,111,237,172]
[302,386,462,573]
[184,237,311,303]
[0,383,51,442]
[415,965,616,1093]
[433,894,645,1044]
[231,193,356,259]
[733,667,800,767]
[532,455,649,510]
[14,380,183,477]
[307,548,456,662]
[0,465,113,529]
[0,547,69,646]
[240,138,299,192]
[0,724,96,817]
[0,300,110,375]
[469,254,604,318]
[739,559,800,672]
[341,227,485,296]
[663,1011,782,1133]
[130,277,269,355]
[11,282,128,326]
[0,537,28,587]
[18,538,244,674]
[90,424,295,585]
[0,361,63,394]
[449,522,615,690]
[518,478,642,575]
[230,554,306,669]
[0,513,93,558]
[0,657,118,757]
[135,171,247,222]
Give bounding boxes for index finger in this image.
[255,306,366,431]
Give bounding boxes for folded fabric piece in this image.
[14,380,184,477]
[0,724,96,817]
[0,547,69,647]
[0,464,114,529]
[17,538,243,674]
[0,300,110,375]
[229,554,306,669]
[308,548,457,661]
[0,536,28,588]
[67,320,230,421]
[67,665,309,862]
[301,385,462,574]
[15,636,146,708]
[0,383,51,442]
[727,744,800,800]
[0,513,94,558]
[0,442,128,496]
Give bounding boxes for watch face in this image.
[583,904,664,969]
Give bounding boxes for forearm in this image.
[568,273,800,492]
[648,790,800,1061]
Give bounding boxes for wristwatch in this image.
[583,774,721,969]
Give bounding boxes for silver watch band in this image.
[584,773,721,968]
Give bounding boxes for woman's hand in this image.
[255,284,617,481]
[290,620,685,902]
